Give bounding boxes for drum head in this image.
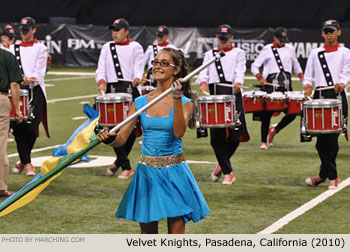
[243,91,255,97]
[96,93,132,102]
[254,91,267,97]
[266,92,284,99]
[303,99,341,108]
[198,95,235,103]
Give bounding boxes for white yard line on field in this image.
[8,145,61,158]
[47,71,95,76]
[72,116,88,120]
[45,76,94,82]
[258,177,350,234]
[47,94,97,103]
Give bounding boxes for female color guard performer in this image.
[196,24,248,185]
[251,28,304,149]
[97,48,209,234]
[303,20,350,189]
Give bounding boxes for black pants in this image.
[312,88,347,180]
[316,133,339,180]
[12,86,45,164]
[113,128,136,171]
[208,84,243,175]
[210,128,240,174]
[260,111,296,143]
[107,83,139,171]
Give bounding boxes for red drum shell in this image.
[302,99,343,134]
[285,92,305,115]
[243,91,265,113]
[197,95,236,128]
[96,93,132,127]
[8,89,29,120]
[265,92,285,111]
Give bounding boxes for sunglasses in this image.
[323,28,336,34]
[151,60,176,68]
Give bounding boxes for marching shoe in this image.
[0,190,13,197]
[25,163,35,176]
[106,163,120,176]
[328,177,340,190]
[260,142,268,150]
[211,164,222,182]
[222,173,236,185]
[268,125,277,146]
[12,161,24,174]
[118,169,134,179]
[305,176,326,187]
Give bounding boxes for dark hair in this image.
[160,48,196,129]
[159,48,192,99]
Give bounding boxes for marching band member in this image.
[143,25,177,86]
[97,48,209,234]
[196,24,248,185]
[95,18,144,179]
[1,25,16,51]
[251,27,304,149]
[303,20,350,189]
[0,46,23,197]
[10,17,50,176]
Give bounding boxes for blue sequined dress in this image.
[115,95,210,223]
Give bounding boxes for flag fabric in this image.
[52,104,99,162]
[0,104,100,217]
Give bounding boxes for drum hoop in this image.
[96,93,132,102]
[303,99,342,107]
[198,95,235,103]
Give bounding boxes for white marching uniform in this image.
[143,42,177,70]
[303,46,350,88]
[195,46,248,176]
[302,44,350,182]
[251,43,302,79]
[9,40,50,166]
[196,47,246,85]
[95,39,144,93]
[10,42,48,98]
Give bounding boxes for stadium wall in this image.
[2,23,350,70]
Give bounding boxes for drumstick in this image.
[216,83,249,89]
[101,91,105,96]
[316,83,350,91]
[118,78,151,84]
[203,91,210,96]
[306,96,312,101]
[263,82,280,87]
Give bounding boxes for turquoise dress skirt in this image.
[115,95,210,223]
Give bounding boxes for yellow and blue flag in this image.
[0,104,100,217]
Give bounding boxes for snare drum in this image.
[95,93,132,127]
[8,89,29,120]
[302,99,343,134]
[243,91,265,113]
[197,95,236,128]
[140,85,155,95]
[265,92,285,111]
[285,91,305,115]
